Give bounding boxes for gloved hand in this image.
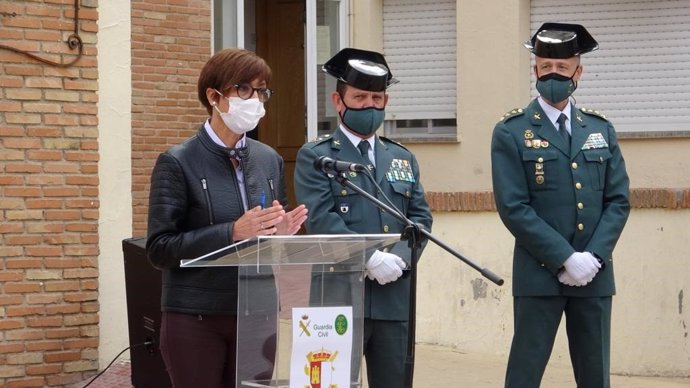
[563,252,601,286]
[558,270,581,287]
[365,250,406,285]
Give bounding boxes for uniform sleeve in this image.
[491,122,575,272]
[584,122,630,260]
[388,152,433,264]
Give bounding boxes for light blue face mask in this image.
[536,69,578,103]
[339,98,385,137]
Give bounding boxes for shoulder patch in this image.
[499,108,525,123]
[580,107,608,120]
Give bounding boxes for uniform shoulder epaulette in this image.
[498,108,525,123]
[379,136,410,151]
[579,107,608,120]
[305,134,333,147]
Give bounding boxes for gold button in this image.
[571,162,578,169]
[537,157,544,163]
[575,182,582,190]
[383,225,390,233]
[577,223,584,231]
[577,202,584,209]
[341,190,347,196]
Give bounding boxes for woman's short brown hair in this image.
[197,48,272,115]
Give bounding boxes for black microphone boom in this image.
[313,156,367,174]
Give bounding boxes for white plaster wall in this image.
[416,209,690,376]
[97,0,132,368]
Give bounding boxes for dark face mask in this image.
[338,94,385,137]
[536,68,579,103]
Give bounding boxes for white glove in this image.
[563,252,601,286]
[365,250,406,285]
[558,270,581,287]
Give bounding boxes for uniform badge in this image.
[532,139,542,148]
[386,159,415,183]
[339,202,349,214]
[349,171,357,178]
[540,140,549,148]
[524,139,532,148]
[533,112,541,120]
[582,133,609,150]
[524,129,534,139]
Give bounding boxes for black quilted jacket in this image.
[146,124,287,315]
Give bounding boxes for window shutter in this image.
[530,0,690,133]
[383,0,457,121]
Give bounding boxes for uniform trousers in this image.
[362,318,408,388]
[504,295,612,388]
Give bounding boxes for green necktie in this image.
[357,140,375,173]
[557,113,570,147]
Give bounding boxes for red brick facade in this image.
[130,0,211,237]
[0,0,99,386]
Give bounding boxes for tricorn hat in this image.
[322,48,399,91]
[524,23,598,58]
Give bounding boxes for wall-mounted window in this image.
[383,0,457,142]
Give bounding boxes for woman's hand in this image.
[231,203,285,241]
[274,201,308,236]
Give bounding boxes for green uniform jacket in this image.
[491,99,630,297]
[294,129,433,321]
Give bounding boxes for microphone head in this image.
[313,155,333,174]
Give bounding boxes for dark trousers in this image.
[504,296,612,388]
[362,319,408,388]
[160,312,238,388]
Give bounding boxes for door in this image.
[255,0,348,208]
[256,0,305,208]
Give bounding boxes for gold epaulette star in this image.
[580,107,607,120]
[499,108,524,122]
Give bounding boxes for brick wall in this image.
[131,0,211,237]
[0,0,99,386]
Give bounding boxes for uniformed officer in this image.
[294,48,433,388]
[491,23,631,388]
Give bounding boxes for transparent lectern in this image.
[180,234,399,388]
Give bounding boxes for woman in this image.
[146,48,308,388]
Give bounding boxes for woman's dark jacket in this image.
[146,124,287,315]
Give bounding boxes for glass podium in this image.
[181,234,399,388]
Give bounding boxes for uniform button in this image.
[340,189,347,196]
[575,182,582,190]
[571,162,578,169]
[577,202,584,210]
[577,223,584,231]
[383,225,390,233]
[537,157,544,163]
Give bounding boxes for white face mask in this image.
[214,93,266,135]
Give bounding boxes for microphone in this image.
[313,156,367,174]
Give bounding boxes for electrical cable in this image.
[0,0,83,68]
[80,340,154,388]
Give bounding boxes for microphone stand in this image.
[330,172,503,388]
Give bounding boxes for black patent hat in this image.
[524,23,599,58]
[322,48,398,91]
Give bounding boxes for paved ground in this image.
[76,343,690,387]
